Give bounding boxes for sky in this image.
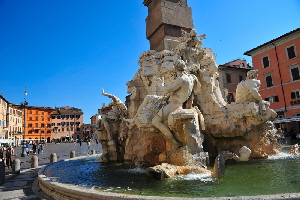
[0,0,299,124]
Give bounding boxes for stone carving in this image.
[95,89,128,162]
[290,144,299,155]
[95,28,281,178]
[211,151,239,178]
[238,146,251,161]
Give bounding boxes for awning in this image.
[274,116,300,123]
[0,139,14,144]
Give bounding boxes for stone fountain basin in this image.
[38,154,300,200]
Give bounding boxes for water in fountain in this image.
[43,151,300,198]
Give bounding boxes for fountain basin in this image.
[39,153,300,200]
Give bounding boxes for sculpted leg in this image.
[152,115,182,146]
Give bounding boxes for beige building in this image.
[7,104,23,146]
[51,106,83,142]
[0,94,8,141]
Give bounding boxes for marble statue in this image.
[95,28,281,178]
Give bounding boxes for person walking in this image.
[32,143,37,154]
[25,142,30,155]
[79,139,82,147]
[5,147,12,168]
[0,146,4,163]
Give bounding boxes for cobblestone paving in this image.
[0,142,102,200]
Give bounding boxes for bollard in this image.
[70,151,75,158]
[30,156,38,168]
[12,159,21,174]
[50,153,57,163]
[90,149,96,155]
[0,160,5,183]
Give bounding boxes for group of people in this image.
[0,145,15,168]
[25,142,45,155]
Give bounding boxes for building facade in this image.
[244,28,300,132]
[24,106,54,143]
[0,95,8,140]
[218,59,252,103]
[7,104,23,146]
[51,106,83,142]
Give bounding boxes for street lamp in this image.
[21,87,28,157]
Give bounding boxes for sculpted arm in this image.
[249,82,263,103]
[161,78,184,95]
[102,88,119,102]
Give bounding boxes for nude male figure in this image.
[152,59,199,146]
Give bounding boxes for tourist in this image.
[79,139,82,147]
[32,143,37,154]
[40,143,44,154]
[5,147,12,168]
[290,127,297,144]
[0,146,4,163]
[26,142,30,155]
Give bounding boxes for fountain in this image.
[38,2,297,199]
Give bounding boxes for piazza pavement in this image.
[0,142,103,200]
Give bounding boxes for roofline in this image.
[244,28,300,56]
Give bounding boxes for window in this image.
[262,56,270,68]
[77,128,80,131]
[76,115,80,118]
[35,123,38,128]
[52,123,55,126]
[35,117,38,121]
[36,111,38,114]
[29,117,32,120]
[265,95,279,103]
[291,66,300,81]
[287,45,296,59]
[28,124,32,127]
[265,75,273,87]
[62,128,64,131]
[61,115,65,119]
[226,73,231,83]
[291,90,300,99]
[41,123,45,128]
[41,130,44,133]
[57,116,61,119]
[42,112,44,115]
[57,123,61,126]
[35,130,39,133]
[239,75,244,82]
[66,115,69,119]
[52,116,56,119]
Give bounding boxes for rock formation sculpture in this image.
[95,28,281,178]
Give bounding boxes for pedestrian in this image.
[73,140,77,148]
[32,143,37,154]
[37,143,41,154]
[290,127,297,144]
[79,139,82,147]
[6,147,12,168]
[87,140,91,153]
[26,142,30,155]
[0,146,4,163]
[40,143,44,154]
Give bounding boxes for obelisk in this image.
[143,0,194,51]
